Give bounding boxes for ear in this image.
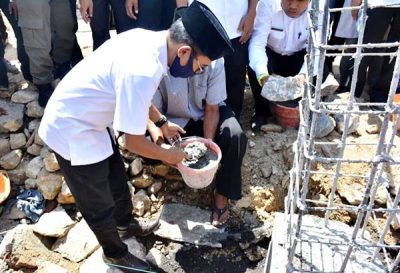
[176,45,193,65]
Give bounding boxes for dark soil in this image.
[182,141,218,169]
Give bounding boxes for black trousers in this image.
[55,137,132,259]
[183,105,247,200]
[355,7,400,101]
[248,48,306,117]
[224,37,249,119]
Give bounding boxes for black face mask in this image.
[169,52,195,78]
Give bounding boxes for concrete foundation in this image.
[265,213,387,273]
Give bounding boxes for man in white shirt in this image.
[248,0,312,131]
[149,58,247,228]
[38,2,233,272]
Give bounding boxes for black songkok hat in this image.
[181,1,234,61]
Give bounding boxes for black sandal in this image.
[211,205,229,228]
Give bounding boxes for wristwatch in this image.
[155,115,168,128]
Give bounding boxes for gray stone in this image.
[34,206,75,237]
[244,245,268,262]
[11,90,38,104]
[366,114,382,134]
[154,203,226,247]
[260,123,284,133]
[248,140,256,148]
[9,133,26,149]
[7,158,29,185]
[34,132,45,146]
[147,181,163,194]
[129,158,143,176]
[260,164,272,178]
[314,114,336,138]
[7,202,26,220]
[43,152,59,172]
[36,261,67,273]
[25,178,37,189]
[337,178,387,206]
[131,192,151,217]
[37,171,63,200]
[27,144,42,156]
[40,147,50,158]
[26,156,44,179]
[334,114,360,135]
[80,237,146,273]
[320,73,339,97]
[261,75,303,102]
[325,93,360,134]
[0,100,24,133]
[26,101,44,118]
[28,119,41,132]
[131,173,154,189]
[0,138,10,157]
[52,219,99,262]
[0,149,22,169]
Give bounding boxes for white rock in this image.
[27,144,42,155]
[28,119,41,132]
[132,193,151,217]
[11,90,38,104]
[147,181,163,194]
[37,171,63,200]
[0,100,24,132]
[36,261,67,273]
[0,138,10,157]
[52,219,99,262]
[9,133,26,149]
[248,141,256,148]
[57,181,75,204]
[0,149,22,169]
[261,75,303,102]
[26,100,44,118]
[25,178,37,189]
[129,158,143,176]
[34,206,75,237]
[26,156,44,178]
[43,152,59,172]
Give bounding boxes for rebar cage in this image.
[285,1,400,272]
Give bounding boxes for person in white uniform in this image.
[248,0,317,130]
[149,58,247,228]
[38,2,233,272]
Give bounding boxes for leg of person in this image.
[67,0,83,68]
[339,38,357,92]
[110,0,136,33]
[0,41,9,90]
[0,12,7,44]
[90,0,111,50]
[212,105,247,227]
[160,0,176,30]
[0,0,32,82]
[224,38,248,119]
[55,152,150,272]
[16,0,54,106]
[134,0,162,31]
[325,0,345,73]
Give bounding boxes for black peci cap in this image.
[181,1,234,61]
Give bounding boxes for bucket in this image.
[175,137,222,189]
[393,94,400,132]
[270,102,300,129]
[0,171,10,204]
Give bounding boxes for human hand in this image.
[126,0,139,20]
[295,74,306,85]
[161,121,186,145]
[351,0,362,20]
[79,0,93,23]
[238,12,256,44]
[176,0,188,8]
[8,1,18,20]
[162,145,188,165]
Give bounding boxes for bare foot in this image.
[211,192,229,227]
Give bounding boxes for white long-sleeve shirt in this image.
[249,0,314,78]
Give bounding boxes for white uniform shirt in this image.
[336,0,358,38]
[249,0,312,77]
[38,29,168,166]
[368,0,400,7]
[188,0,248,39]
[152,58,226,128]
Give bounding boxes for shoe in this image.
[103,252,150,273]
[117,217,160,238]
[37,83,54,108]
[4,60,19,74]
[251,115,268,132]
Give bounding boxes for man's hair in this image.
[169,19,203,56]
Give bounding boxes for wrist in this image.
[155,115,168,128]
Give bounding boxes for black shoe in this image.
[37,83,54,107]
[117,218,160,238]
[250,115,268,132]
[103,252,150,273]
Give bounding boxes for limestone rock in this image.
[37,171,63,200]
[366,115,382,134]
[28,119,40,132]
[43,152,59,172]
[129,157,143,176]
[40,147,50,158]
[131,173,154,189]
[0,138,10,157]
[260,164,272,178]
[314,114,335,138]
[36,261,67,273]
[147,181,163,194]
[11,90,38,104]
[7,202,26,220]
[248,140,256,148]
[149,163,183,181]
[7,158,29,185]
[34,132,45,146]
[0,100,24,133]
[10,133,26,149]
[25,178,37,189]
[261,75,303,102]
[52,219,99,262]
[325,93,360,134]
[34,206,75,237]
[132,191,151,217]
[26,156,44,179]
[0,149,22,169]
[260,123,284,133]
[57,181,75,204]
[26,101,44,118]
[27,144,42,156]
[337,178,387,206]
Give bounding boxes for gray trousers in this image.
[16,0,75,85]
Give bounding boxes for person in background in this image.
[149,58,247,228]
[38,3,233,272]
